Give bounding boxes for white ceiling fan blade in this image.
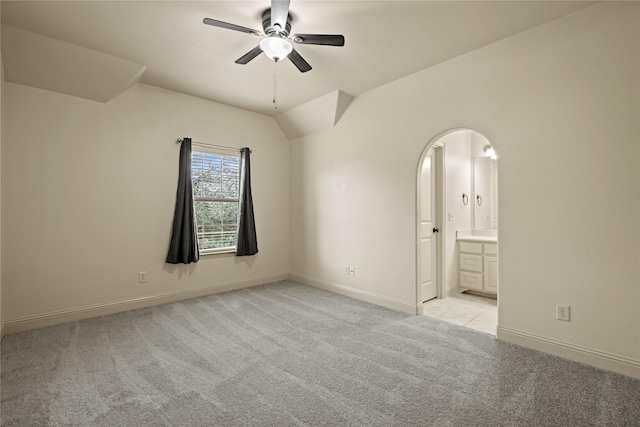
[270,0,290,32]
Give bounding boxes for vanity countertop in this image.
[456,229,497,243]
[456,235,497,243]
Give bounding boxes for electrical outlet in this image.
[349,266,356,276]
[138,271,147,283]
[556,304,570,321]
[345,265,350,275]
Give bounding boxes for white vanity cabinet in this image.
[459,240,498,294]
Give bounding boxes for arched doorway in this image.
[417,129,498,334]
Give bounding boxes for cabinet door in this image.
[484,256,498,294]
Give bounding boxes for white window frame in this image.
[191,146,241,255]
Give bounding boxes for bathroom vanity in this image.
[457,230,497,295]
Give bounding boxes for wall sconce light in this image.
[483,145,497,159]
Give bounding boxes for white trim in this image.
[435,146,446,300]
[290,273,420,315]
[199,247,236,256]
[497,325,640,379]
[3,273,289,335]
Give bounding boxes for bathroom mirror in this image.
[473,157,498,230]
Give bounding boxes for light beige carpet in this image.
[2,280,639,426]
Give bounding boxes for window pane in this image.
[221,175,239,198]
[194,200,238,250]
[222,156,240,175]
[192,152,239,199]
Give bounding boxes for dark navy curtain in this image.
[166,138,199,264]
[236,147,258,256]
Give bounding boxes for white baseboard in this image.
[497,326,640,380]
[290,273,420,315]
[3,273,289,335]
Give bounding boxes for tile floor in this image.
[422,292,497,335]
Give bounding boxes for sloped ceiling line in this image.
[274,90,353,140]
[1,25,145,103]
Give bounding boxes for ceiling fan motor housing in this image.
[262,9,291,36]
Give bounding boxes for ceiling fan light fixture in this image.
[260,36,292,62]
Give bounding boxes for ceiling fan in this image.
[203,0,345,73]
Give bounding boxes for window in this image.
[191,148,240,253]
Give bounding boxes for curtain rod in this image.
[176,138,251,153]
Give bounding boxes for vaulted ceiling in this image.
[1,1,594,117]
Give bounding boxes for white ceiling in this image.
[1,1,594,116]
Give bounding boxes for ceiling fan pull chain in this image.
[273,61,278,109]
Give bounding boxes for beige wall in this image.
[290,2,639,371]
[3,83,289,325]
[1,37,4,338]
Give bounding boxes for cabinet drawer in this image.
[459,242,482,254]
[460,271,483,290]
[459,254,483,272]
[484,243,498,256]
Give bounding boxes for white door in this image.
[420,149,438,302]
